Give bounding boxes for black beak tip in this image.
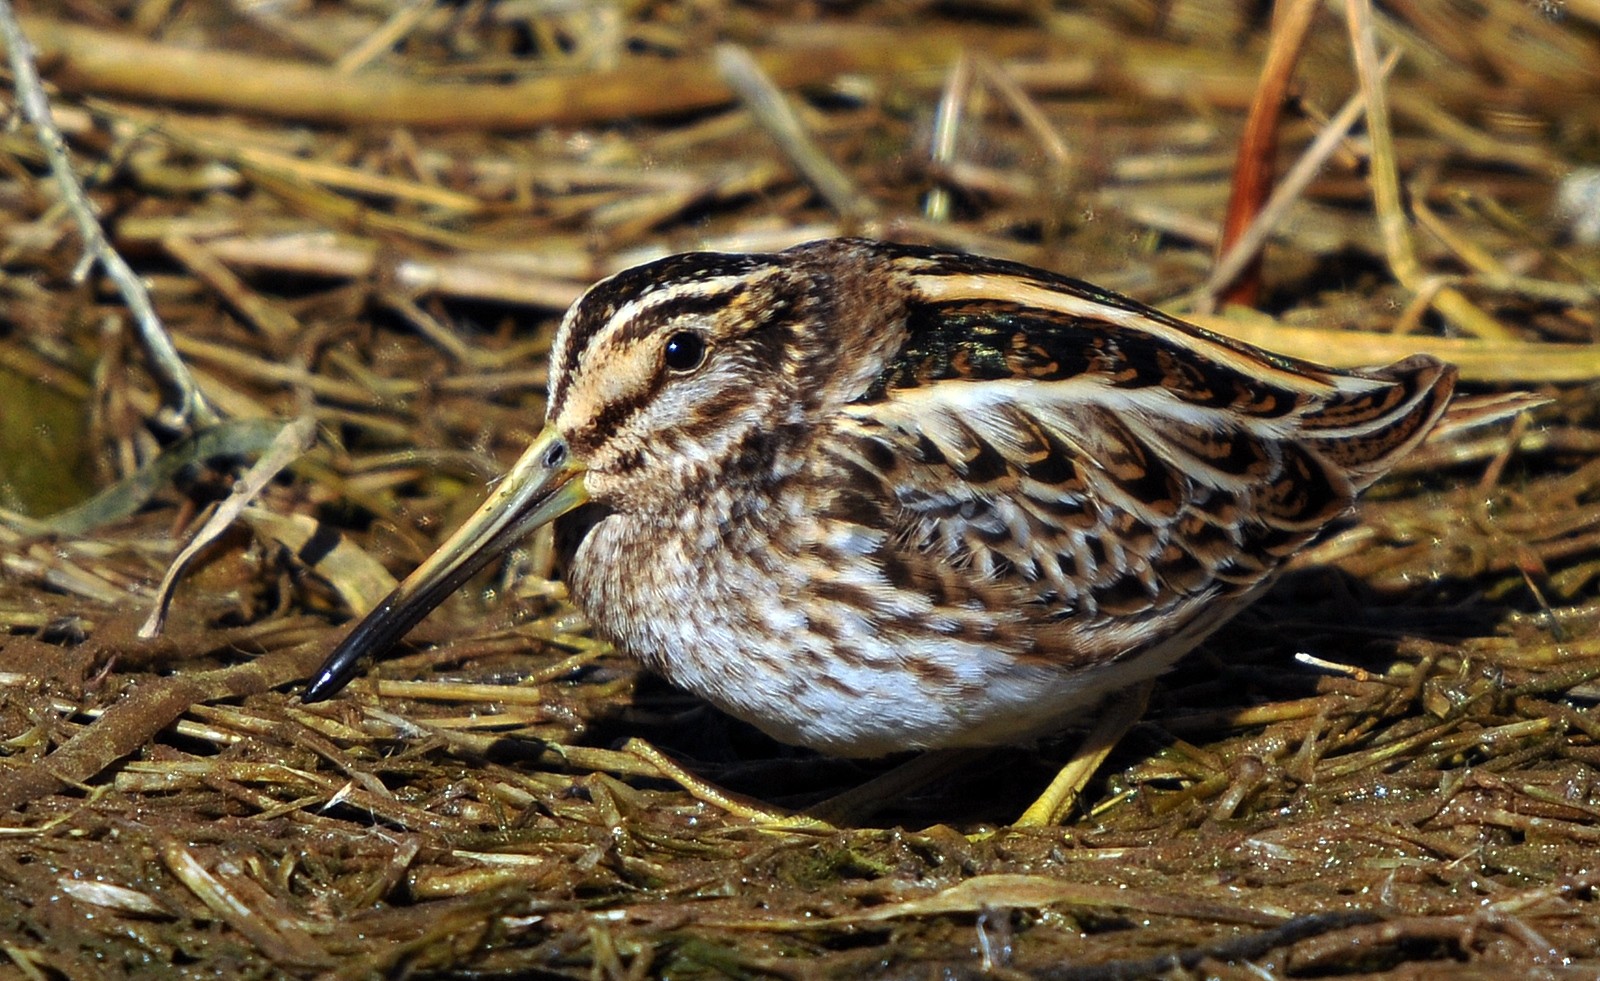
[299,591,414,703]
[300,648,362,703]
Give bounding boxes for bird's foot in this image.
[1013,681,1153,827]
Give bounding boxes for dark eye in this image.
[663,332,706,372]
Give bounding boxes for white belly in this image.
[565,511,1247,757]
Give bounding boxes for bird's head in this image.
[300,240,908,701]
[546,251,823,514]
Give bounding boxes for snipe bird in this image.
[303,238,1455,762]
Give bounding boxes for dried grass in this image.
[2,0,1599,977]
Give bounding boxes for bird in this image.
[302,237,1456,775]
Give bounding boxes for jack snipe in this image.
[304,238,1455,763]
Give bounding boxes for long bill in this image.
[302,427,588,703]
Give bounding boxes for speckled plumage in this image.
[305,238,1456,757]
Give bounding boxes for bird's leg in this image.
[1013,681,1154,827]
[802,748,990,826]
[622,738,835,831]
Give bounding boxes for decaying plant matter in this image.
[1,0,1598,977]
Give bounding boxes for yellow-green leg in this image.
[803,748,990,825]
[1013,682,1153,827]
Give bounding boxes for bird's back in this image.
[802,240,1458,676]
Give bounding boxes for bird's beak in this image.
[302,426,589,703]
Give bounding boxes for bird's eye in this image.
[663,332,707,372]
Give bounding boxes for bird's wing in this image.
[804,267,1454,667]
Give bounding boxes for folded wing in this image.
[808,259,1456,669]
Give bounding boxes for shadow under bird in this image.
[302,238,1455,762]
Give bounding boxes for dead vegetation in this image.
[1,0,1599,977]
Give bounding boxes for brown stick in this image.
[1214,0,1320,308]
[2,4,218,431]
[22,16,1037,131]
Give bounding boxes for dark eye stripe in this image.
[567,390,651,454]
[576,256,764,347]
[614,283,748,347]
[549,258,772,417]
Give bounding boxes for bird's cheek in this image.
[560,416,639,466]
[574,469,619,509]
[580,445,651,499]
